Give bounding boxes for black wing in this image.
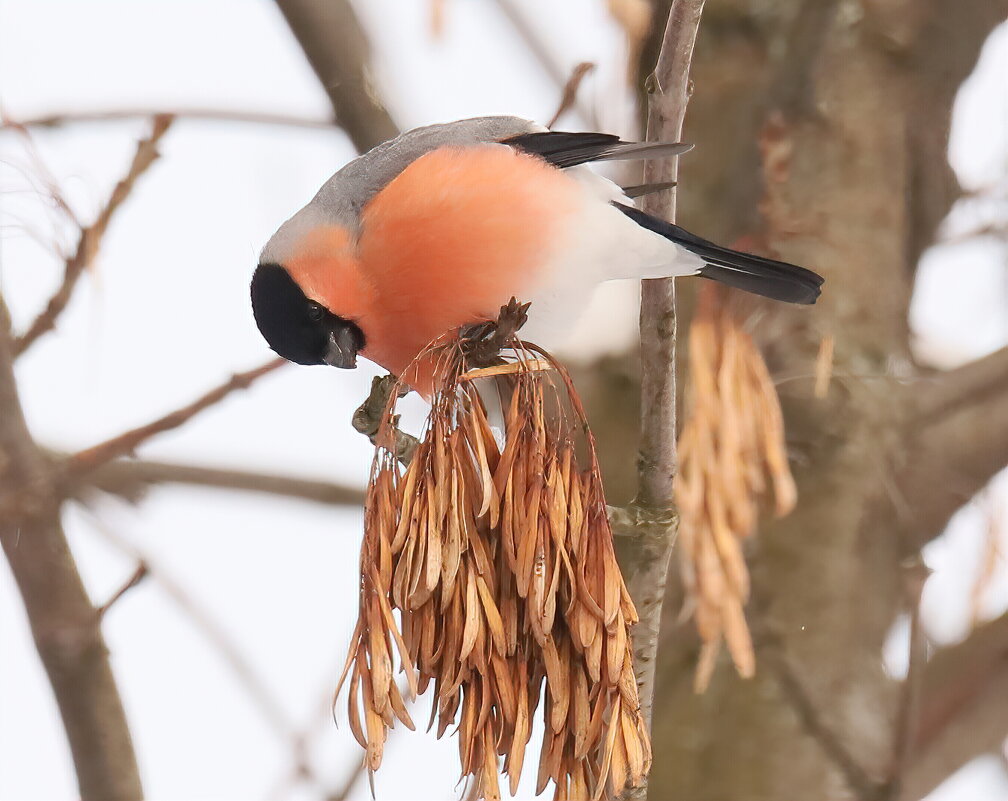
[614,202,824,305]
[502,131,692,170]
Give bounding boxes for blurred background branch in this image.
[75,458,364,507]
[67,358,285,475]
[274,0,399,151]
[902,610,1008,800]
[11,115,173,356]
[1,109,337,131]
[0,292,143,799]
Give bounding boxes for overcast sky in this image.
[1,2,1006,800]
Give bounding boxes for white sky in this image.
[0,2,1006,800]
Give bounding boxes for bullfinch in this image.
[250,116,822,390]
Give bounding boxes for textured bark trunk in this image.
[569,1,1008,798]
[651,7,907,796]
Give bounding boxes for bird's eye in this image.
[307,302,324,322]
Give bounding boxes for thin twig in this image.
[95,562,149,619]
[547,62,596,129]
[74,458,364,507]
[67,358,285,474]
[619,3,706,799]
[13,114,174,356]
[83,513,338,792]
[490,0,599,128]
[330,757,369,801]
[2,120,81,226]
[264,673,381,801]
[1,108,336,131]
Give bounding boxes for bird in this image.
[251,116,822,392]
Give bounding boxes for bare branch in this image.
[619,3,706,798]
[0,295,142,798]
[490,0,598,128]
[330,757,368,801]
[83,515,304,765]
[67,358,285,474]
[911,344,1008,422]
[900,611,1008,801]
[13,115,173,356]
[547,62,596,129]
[896,347,1008,548]
[274,0,399,152]
[86,515,396,801]
[96,562,149,619]
[1,108,335,131]
[75,458,364,507]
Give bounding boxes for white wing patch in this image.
[517,165,703,349]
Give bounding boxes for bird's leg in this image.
[352,374,418,465]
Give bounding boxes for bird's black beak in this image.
[323,326,359,369]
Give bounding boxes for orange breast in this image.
[285,225,374,326]
[357,145,580,386]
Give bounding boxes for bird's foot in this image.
[352,374,417,464]
[459,297,531,367]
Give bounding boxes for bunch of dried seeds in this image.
[336,338,651,800]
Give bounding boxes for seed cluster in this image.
[336,341,651,800]
[675,284,798,691]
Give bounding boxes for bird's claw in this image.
[352,374,418,464]
[460,297,531,367]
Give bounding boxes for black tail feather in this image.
[614,202,824,305]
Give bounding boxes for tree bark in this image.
[274,0,399,152]
[0,297,143,800]
[575,2,1008,800]
[618,6,706,800]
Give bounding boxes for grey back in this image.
[311,116,541,232]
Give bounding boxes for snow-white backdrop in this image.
[0,2,1005,800]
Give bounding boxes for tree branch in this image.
[82,514,346,797]
[73,458,364,507]
[490,0,599,128]
[1,108,336,131]
[618,3,705,798]
[547,62,596,129]
[904,0,1008,270]
[896,347,1008,548]
[66,358,285,475]
[274,0,399,152]
[911,344,1008,422]
[12,115,173,356]
[763,644,883,801]
[899,611,1008,801]
[95,562,149,619]
[0,296,142,798]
